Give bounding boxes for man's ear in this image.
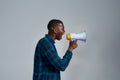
[53,28,58,33]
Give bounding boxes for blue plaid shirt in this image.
[33,35,73,80]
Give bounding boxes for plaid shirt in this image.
[33,35,73,80]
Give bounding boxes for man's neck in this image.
[48,32,56,40]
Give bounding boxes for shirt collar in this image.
[45,34,55,44]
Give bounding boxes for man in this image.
[33,19,78,80]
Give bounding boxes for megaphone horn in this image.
[66,31,87,42]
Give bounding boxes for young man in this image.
[33,19,78,80]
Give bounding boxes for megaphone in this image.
[66,31,87,42]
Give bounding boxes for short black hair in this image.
[47,19,63,31]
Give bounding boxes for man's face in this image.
[55,23,65,40]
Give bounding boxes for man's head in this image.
[47,19,65,40]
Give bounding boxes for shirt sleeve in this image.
[40,39,73,71]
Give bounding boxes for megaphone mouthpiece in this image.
[66,33,72,40]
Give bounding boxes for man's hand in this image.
[68,40,78,52]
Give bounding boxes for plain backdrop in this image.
[0,0,120,80]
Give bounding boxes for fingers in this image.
[68,40,78,51]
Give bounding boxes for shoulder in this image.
[38,36,49,45]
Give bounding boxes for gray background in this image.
[0,0,120,80]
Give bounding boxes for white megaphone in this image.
[66,31,87,42]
